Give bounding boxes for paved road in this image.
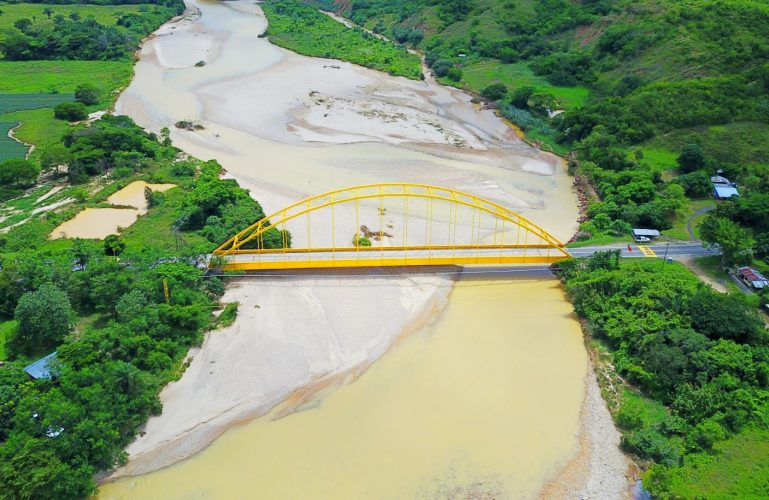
[568,241,717,260]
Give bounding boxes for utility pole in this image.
[663,242,670,263]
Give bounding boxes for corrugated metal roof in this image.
[632,229,661,237]
[738,267,769,286]
[713,186,739,198]
[23,352,58,380]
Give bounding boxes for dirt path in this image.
[686,205,714,241]
[679,257,728,293]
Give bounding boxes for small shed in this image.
[631,228,660,240]
[23,352,58,380]
[737,267,769,290]
[713,185,739,200]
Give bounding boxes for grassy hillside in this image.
[0,3,166,161]
[262,0,422,80]
[304,0,769,244]
[0,2,147,35]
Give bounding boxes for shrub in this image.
[481,83,507,101]
[446,67,463,81]
[432,59,453,77]
[74,83,101,106]
[673,170,712,197]
[677,144,707,173]
[104,234,126,256]
[54,102,88,121]
[509,86,535,109]
[352,233,372,247]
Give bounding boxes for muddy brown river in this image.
[100,279,587,499]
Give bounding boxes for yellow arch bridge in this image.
[213,184,571,271]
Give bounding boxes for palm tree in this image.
[111,361,143,395]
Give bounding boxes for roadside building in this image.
[737,267,769,290]
[23,352,59,380]
[631,228,660,242]
[713,185,739,200]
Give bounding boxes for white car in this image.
[634,236,651,243]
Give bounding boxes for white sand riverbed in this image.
[112,273,453,477]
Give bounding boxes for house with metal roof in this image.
[23,352,59,380]
[713,185,739,200]
[737,267,769,290]
[711,175,731,185]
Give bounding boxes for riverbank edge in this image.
[101,274,455,481]
[539,273,641,498]
[318,9,591,243]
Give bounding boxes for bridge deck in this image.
[219,246,569,271]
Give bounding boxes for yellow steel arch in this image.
[213,183,571,270]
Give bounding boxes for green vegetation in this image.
[0,114,289,498]
[0,94,73,115]
[0,122,28,161]
[0,2,149,35]
[460,61,588,109]
[0,1,183,61]
[0,107,71,153]
[662,199,714,241]
[0,61,133,95]
[306,0,769,256]
[0,320,16,360]
[53,102,88,122]
[559,253,769,497]
[652,427,769,497]
[261,0,422,80]
[0,1,180,164]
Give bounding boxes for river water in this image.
[99,278,587,499]
[96,0,609,496]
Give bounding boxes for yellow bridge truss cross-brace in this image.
[212,183,571,271]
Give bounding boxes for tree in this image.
[686,290,764,343]
[510,86,535,109]
[14,283,75,350]
[103,234,125,256]
[115,290,147,322]
[699,214,754,266]
[43,7,53,19]
[677,143,706,173]
[13,18,32,32]
[446,66,462,81]
[674,170,712,197]
[481,83,507,101]
[0,159,41,188]
[754,232,769,259]
[74,83,100,106]
[431,59,452,77]
[39,144,72,174]
[54,102,88,122]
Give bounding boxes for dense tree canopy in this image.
[14,283,75,352]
